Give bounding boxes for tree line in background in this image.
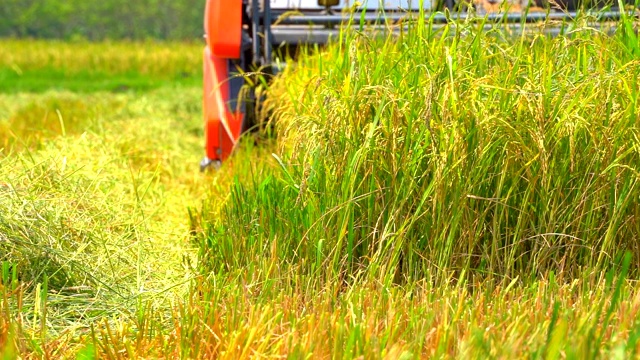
[0,0,205,40]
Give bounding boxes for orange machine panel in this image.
[203,47,244,162]
[204,0,242,59]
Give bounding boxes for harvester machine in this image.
[201,0,634,170]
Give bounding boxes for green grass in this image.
[0,40,202,93]
[0,68,199,93]
[2,9,640,359]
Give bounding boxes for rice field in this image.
[2,9,640,359]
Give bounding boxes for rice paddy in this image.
[1,8,640,359]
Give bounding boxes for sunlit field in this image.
[2,10,640,358]
[0,40,202,93]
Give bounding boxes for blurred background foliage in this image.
[0,0,205,40]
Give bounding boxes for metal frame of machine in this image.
[201,0,634,170]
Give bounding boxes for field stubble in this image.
[0,83,266,356]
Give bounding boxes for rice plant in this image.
[203,10,640,289]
